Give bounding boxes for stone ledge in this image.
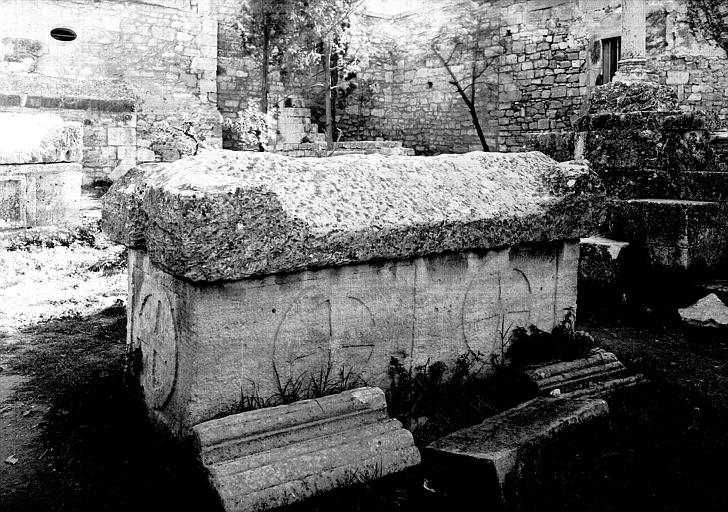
[102,150,606,282]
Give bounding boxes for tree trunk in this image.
[467,102,490,152]
[323,38,333,150]
[261,14,270,113]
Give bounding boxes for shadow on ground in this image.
[0,304,219,512]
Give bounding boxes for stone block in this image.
[424,397,609,507]
[608,198,728,271]
[104,151,606,434]
[678,293,728,328]
[0,163,82,228]
[666,70,690,85]
[102,151,606,282]
[192,387,420,512]
[107,127,136,146]
[523,348,628,394]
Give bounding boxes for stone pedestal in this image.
[613,0,649,84]
[103,150,606,434]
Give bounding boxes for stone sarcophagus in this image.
[102,150,605,435]
[0,113,83,229]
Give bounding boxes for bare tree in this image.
[431,6,505,152]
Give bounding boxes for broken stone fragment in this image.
[102,149,606,282]
[523,347,628,394]
[424,397,609,507]
[678,293,728,328]
[192,387,420,512]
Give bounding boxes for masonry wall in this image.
[0,0,221,182]
[334,0,728,154]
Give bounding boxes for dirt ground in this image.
[1,195,727,511]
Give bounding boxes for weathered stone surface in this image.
[678,293,728,328]
[579,236,630,282]
[192,387,420,512]
[578,237,636,314]
[103,150,605,282]
[0,163,82,229]
[128,238,580,434]
[561,374,648,400]
[424,397,609,506]
[609,198,728,271]
[581,81,679,115]
[0,113,83,164]
[523,347,628,394]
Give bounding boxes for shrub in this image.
[223,104,276,151]
[506,308,597,366]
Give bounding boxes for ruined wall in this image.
[336,0,728,154]
[0,0,221,182]
[649,0,728,120]
[336,6,498,154]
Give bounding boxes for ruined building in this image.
[1,0,725,184]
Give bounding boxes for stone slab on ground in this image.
[102,150,606,282]
[678,293,728,328]
[424,397,609,507]
[192,387,420,512]
[523,347,628,394]
[127,238,580,434]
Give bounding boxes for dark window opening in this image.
[601,37,621,83]
[50,28,77,42]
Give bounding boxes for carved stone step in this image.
[192,387,420,512]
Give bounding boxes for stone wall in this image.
[310,0,728,154]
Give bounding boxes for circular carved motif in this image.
[273,292,376,382]
[462,269,532,356]
[136,288,177,409]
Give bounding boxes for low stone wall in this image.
[103,150,606,434]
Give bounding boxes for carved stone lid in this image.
[102,150,606,282]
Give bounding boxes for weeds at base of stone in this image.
[212,358,369,418]
[507,308,597,366]
[386,352,536,446]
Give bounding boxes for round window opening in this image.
[50,28,77,42]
